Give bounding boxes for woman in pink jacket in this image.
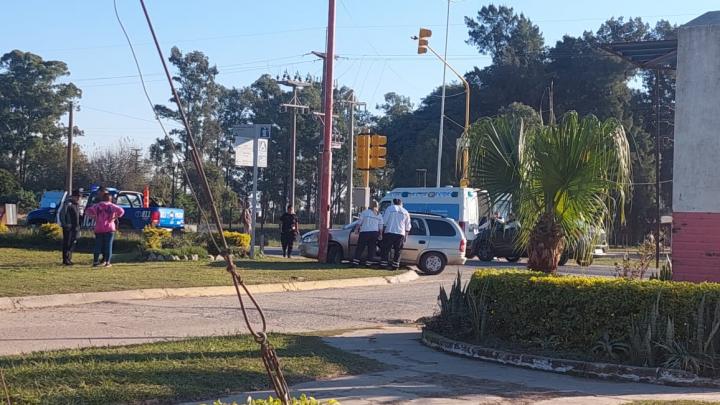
[85,193,125,267]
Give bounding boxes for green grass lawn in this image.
[0,334,382,405]
[0,248,404,297]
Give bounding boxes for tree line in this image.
[0,5,676,243]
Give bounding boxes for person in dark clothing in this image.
[60,190,81,265]
[279,205,299,258]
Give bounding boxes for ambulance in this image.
[379,187,490,242]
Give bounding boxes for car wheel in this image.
[505,256,521,263]
[477,241,494,262]
[420,252,446,275]
[327,243,343,264]
[558,252,569,266]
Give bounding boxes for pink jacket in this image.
[85,202,125,233]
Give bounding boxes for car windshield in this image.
[39,191,65,208]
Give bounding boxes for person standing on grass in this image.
[352,200,383,267]
[380,198,411,270]
[60,190,81,266]
[279,204,299,258]
[85,193,124,267]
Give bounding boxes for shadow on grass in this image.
[1,335,383,405]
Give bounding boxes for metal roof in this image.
[602,39,677,70]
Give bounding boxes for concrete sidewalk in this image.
[203,327,720,405]
[0,270,419,311]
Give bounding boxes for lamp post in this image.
[413,28,471,187]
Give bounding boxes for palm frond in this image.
[467,111,632,259]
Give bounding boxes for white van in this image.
[380,187,488,241]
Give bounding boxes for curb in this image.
[0,270,419,311]
[421,328,720,388]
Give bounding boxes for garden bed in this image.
[422,328,720,388]
[425,270,720,381]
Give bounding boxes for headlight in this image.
[302,233,318,243]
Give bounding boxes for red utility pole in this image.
[318,0,336,263]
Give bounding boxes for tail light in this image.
[151,211,160,226]
[459,239,466,252]
[459,221,467,233]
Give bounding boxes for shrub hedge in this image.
[0,229,140,253]
[466,270,720,351]
[426,269,720,375]
[206,231,251,256]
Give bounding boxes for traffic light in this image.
[370,134,387,168]
[417,28,432,54]
[356,134,370,170]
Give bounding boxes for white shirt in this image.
[383,204,411,235]
[356,209,383,233]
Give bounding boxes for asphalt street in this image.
[3,253,711,404]
[0,254,614,355]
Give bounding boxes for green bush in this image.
[0,228,140,253]
[430,269,720,376]
[144,245,208,258]
[39,223,62,240]
[207,231,251,257]
[142,225,171,250]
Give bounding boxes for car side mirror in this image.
[50,203,56,209]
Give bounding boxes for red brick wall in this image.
[672,211,720,282]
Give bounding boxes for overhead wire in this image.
[113,0,220,255]
[131,1,291,403]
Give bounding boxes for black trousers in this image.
[62,227,78,264]
[353,231,379,264]
[380,233,405,268]
[281,232,296,257]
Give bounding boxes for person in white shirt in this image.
[352,200,384,266]
[380,198,411,270]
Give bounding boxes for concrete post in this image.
[672,11,720,282]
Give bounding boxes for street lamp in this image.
[413,28,471,188]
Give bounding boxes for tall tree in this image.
[0,50,81,184]
[153,47,221,164]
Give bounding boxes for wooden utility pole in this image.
[65,102,74,193]
[318,0,336,263]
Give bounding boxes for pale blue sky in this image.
[0,1,714,152]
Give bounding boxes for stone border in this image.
[421,328,720,388]
[0,270,419,311]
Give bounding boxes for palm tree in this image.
[468,111,631,273]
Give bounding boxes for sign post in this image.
[232,124,271,259]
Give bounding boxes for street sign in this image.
[232,124,272,140]
[234,137,268,168]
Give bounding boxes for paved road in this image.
[205,327,720,405]
[3,255,706,404]
[0,256,612,355]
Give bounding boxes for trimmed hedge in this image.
[467,270,720,351]
[0,230,140,253]
[425,269,720,376]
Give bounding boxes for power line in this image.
[113,0,219,257]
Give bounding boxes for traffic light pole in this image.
[425,43,470,187]
[318,0,336,263]
[341,91,365,223]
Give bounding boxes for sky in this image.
[0,0,715,153]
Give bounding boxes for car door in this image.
[426,218,460,254]
[400,216,428,263]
